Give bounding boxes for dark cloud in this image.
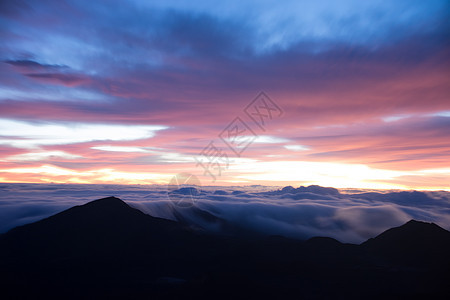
[4,59,65,70]
[157,11,252,58]
[25,73,87,86]
[0,0,31,18]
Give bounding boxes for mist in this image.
[1,183,449,243]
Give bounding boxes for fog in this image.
[1,183,449,243]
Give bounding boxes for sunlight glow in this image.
[229,161,409,189]
[0,165,172,184]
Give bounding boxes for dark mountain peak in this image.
[1,196,138,237]
[297,185,340,195]
[369,219,449,241]
[0,196,186,258]
[81,196,129,210]
[404,219,439,228]
[281,186,295,193]
[406,219,424,225]
[273,185,340,197]
[89,195,124,203]
[362,219,450,265]
[50,196,143,221]
[363,219,450,245]
[169,187,200,196]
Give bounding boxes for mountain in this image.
[0,196,194,259]
[0,197,449,299]
[362,219,450,266]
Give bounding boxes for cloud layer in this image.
[1,183,449,243]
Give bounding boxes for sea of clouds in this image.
[0,183,449,243]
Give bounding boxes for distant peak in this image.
[82,196,129,209]
[402,219,444,231]
[92,196,123,202]
[169,187,200,196]
[404,219,436,227]
[103,196,120,200]
[406,219,422,224]
[392,219,445,233]
[362,219,450,248]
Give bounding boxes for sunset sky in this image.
[0,0,449,189]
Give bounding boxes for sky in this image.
[0,0,449,189]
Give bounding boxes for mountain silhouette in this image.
[0,197,449,299]
[362,219,450,266]
[0,196,192,259]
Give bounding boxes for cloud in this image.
[284,145,309,151]
[4,59,66,70]
[332,205,411,240]
[0,119,168,148]
[3,59,87,87]
[2,150,82,162]
[25,73,87,86]
[0,0,448,188]
[90,146,152,153]
[1,183,449,244]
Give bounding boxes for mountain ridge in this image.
[0,196,449,299]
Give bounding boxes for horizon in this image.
[0,0,449,190]
[2,181,450,192]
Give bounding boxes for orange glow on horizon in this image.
[1,162,449,191]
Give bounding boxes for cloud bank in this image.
[1,183,449,243]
